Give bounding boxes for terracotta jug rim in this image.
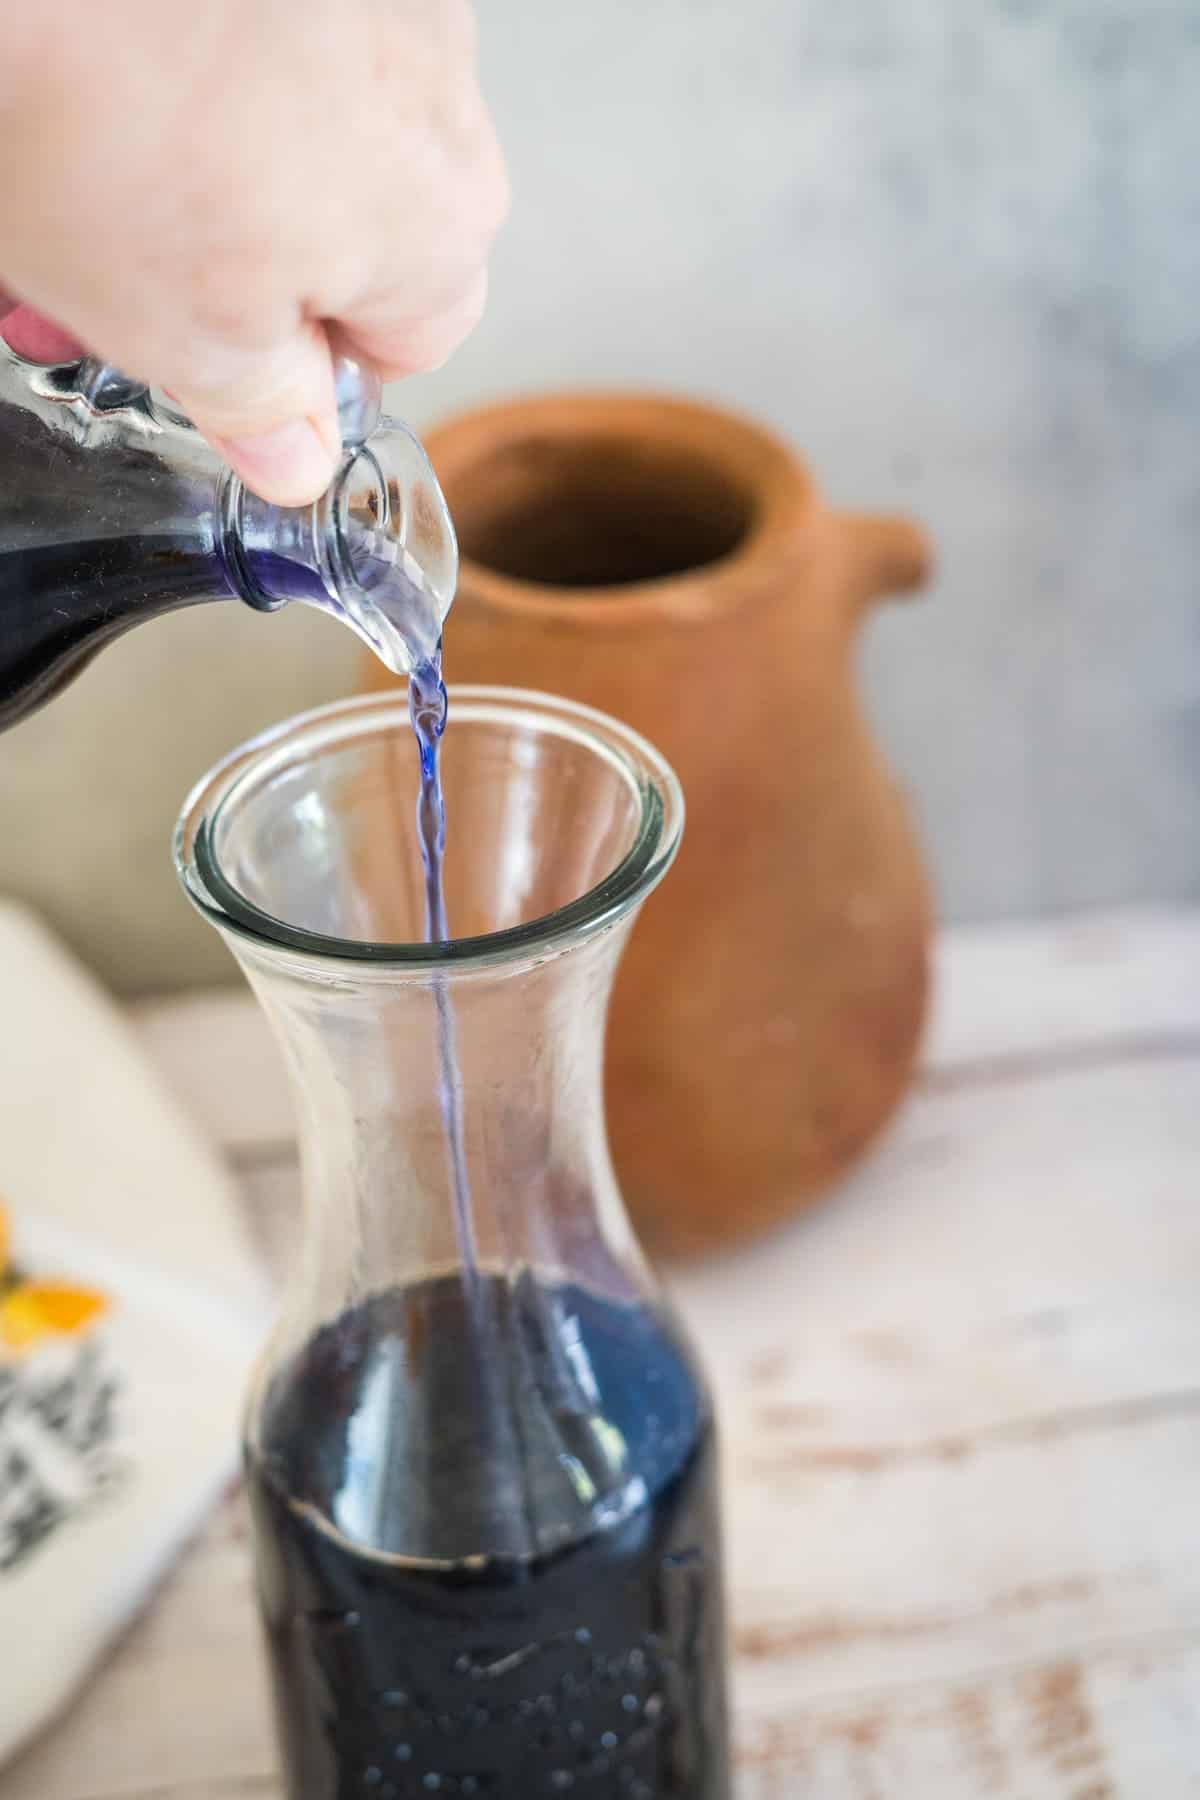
[422,388,817,621]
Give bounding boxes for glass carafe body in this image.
[175,689,730,1800]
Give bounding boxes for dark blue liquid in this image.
[406,652,451,944]
[406,651,478,1275]
[246,1275,729,1799]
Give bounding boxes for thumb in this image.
[171,321,342,508]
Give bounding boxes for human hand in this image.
[0,0,506,503]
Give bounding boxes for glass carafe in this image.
[175,688,730,1800]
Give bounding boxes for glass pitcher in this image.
[0,338,457,731]
[175,688,730,1800]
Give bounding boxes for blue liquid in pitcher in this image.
[246,1273,728,1800]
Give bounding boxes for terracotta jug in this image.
[362,392,934,1255]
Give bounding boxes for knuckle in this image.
[188,260,285,350]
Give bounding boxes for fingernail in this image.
[0,304,85,364]
[216,418,336,506]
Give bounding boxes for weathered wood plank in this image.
[735,1636,1200,1798]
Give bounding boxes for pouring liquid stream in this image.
[407,650,481,1280]
[346,542,481,1284]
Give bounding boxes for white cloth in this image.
[0,903,265,1766]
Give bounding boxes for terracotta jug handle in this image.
[838,511,933,609]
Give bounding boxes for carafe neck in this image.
[240,926,651,1337]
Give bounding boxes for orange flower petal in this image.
[0,1282,110,1353]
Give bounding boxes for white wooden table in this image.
[4,909,1200,1799]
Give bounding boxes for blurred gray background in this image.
[2,0,1198,992]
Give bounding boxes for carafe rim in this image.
[174,685,684,978]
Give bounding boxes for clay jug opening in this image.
[443,430,757,590]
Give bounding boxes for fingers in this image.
[0,298,339,506]
[332,65,508,383]
[339,268,490,382]
[0,273,484,510]
[169,320,342,508]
